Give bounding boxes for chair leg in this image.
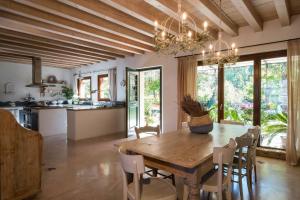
[171,174,176,186]
[153,169,158,177]
[254,164,257,183]
[226,182,232,200]
[246,168,253,200]
[238,168,244,200]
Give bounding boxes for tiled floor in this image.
[34,134,300,200]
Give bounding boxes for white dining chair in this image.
[200,138,237,200]
[135,125,176,185]
[119,150,177,200]
[220,119,244,125]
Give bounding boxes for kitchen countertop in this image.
[67,105,125,111]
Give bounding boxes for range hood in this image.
[26,57,45,87]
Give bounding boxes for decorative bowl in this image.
[188,114,213,134]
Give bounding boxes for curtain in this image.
[177,56,197,129]
[108,68,117,101]
[287,39,300,165]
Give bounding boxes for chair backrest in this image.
[0,109,42,200]
[220,119,244,125]
[213,138,237,190]
[135,125,160,139]
[119,150,145,200]
[247,126,260,160]
[247,126,260,148]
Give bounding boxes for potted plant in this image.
[62,86,74,104]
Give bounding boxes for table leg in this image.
[186,172,200,200]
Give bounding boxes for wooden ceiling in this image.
[0,0,299,69]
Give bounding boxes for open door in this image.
[126,67,140,137]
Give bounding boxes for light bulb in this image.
[203,21,208,31]
[154,20,158,31]
[231,43,236,49]
[202,50,205,56]
[188,31,192,38]
[216,52,220,57]
[182,12,187,20]
[209,44,213,50]
[235,48,238,55]
[161,31,166,38]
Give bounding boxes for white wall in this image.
[72,14,300,133]
[0,62,72,102]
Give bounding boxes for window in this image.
[224,61,254,125]
[197,65,218,121]
[260,57,287,149]
[77,76,91,100]
[98,74,110,101]
[196,50,287,149]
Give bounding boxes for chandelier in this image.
[154,0,212,55]
[202,0,239,65]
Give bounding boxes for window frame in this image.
[197,50,287,149]
[77,76,92,100]
[97,74,110,101]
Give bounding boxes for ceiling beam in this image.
[16,0,154,46]
[0,1,148,54]
[273,0,290,26]
[0,39,107,62]
[144,0,217,38]
[0,20,131,57]
[100,0,179,35]
[60,0,154,37]
[230,0,263,31]
[0,34,114,61]
[0,29,120,59]
[0,57,77,68]
[0,13,143,55]
[186,0,238,36]
[0,45,98,65]
[0,52,92,66]
[0,52,80,66]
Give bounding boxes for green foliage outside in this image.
[197,59,288,147]
[143,70,160,126]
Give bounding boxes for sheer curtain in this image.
[287,39,300,165]
[177,56,197,129]
[108,68,117,101]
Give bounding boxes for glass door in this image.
[224,61,254,125]
[260,57,287,149]
[126,68,139,137]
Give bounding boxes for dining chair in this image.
[200,138,237,200]
[135,125,160,139]
[247,126,260,184]
[220,119,244,125]
[119,150,177,200]
[232,134,253,200]
[135,125,176,185]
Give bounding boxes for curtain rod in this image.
[174,37,300,59]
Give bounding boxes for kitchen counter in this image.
[67,107,126,141]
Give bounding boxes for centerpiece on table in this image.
[181,95,213,134]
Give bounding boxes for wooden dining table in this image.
[119,123,250,200]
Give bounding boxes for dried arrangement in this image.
[181,95,213,134]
